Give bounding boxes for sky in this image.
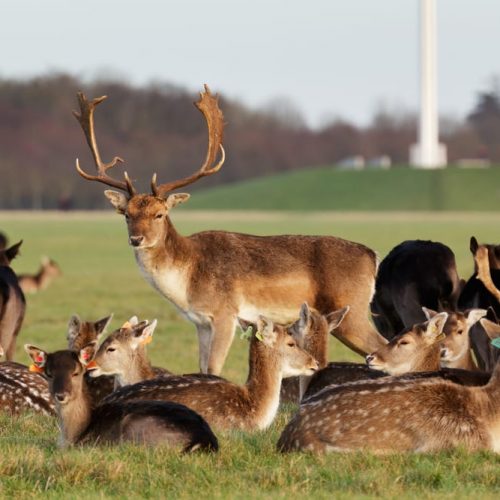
[2,0,500,127]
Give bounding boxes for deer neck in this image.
[36,267,53,290]
[245,340,283,430]
[133,217,194,311]
[56,383,92,447]
[412,344,442,372]
[115,348,155,388]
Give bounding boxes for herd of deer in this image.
[1,86,500,455]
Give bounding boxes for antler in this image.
[73,92,135,195]
[151,84,225,197]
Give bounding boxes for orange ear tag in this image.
[85,360,98,370]
[140,336,153,346]
[29,364,44,373]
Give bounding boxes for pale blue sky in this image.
[2,0,499,126]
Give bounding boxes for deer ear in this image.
[5,240,22,263]
[67,314,82,345]
[470,236,479,255]
[79,341,97,366]
[326,306,350,333]
[466,309,487,328]
[422,307,438,320]
[165,193,190,210]
[131,320,157,349]
[94,314,113,339]
[256,315,276,346]
[298,303,311,330]
[424,312,448,341]
[104,190,128,214]
[479,318,500,340]
[24,344,48,368]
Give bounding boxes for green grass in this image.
[186,166,500,211]
[1,210,500,498]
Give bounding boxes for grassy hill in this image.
[186,165,500,211]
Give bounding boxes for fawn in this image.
[92,316,319,432]
[25,343,218,451]
[18,257,61,294]
[278,344,500,454]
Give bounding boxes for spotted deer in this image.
[278,350,500,454]
[0,361,54,415]
[422,307,486,370]
[18,257,61,294]
[87,318,170,388]
[24,344,218,451]
[280,303,349,403]
[72,87,386,374]
[0,241,25,360]
[93,317,319,432]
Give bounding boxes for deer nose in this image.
[129,236,144,247]
[366,354,375,364]
[54,392,68,403]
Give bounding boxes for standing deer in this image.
[91,316,319,432]
[24,344,218,451]
[0,241,25,360]
[72,87,386,374]
[18,257,61,294]
[371,240,461,339]
[278,348,500,454]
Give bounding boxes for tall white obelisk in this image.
[410,0,447,167]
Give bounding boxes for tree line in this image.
[0,73,499,209]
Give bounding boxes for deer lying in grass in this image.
[0,360,54,415]
[278,347,500,454]
[0,241,25,360]
[24,344,218,451]
[87,318,171,388]
[18,257,61,294]
[302,310,488,399]
[72,87,386,374]
[92,317,319,432]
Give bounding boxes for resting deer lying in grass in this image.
[0,360,54,415]
[0,241,25,360]
[93,317,318,432]
[278,340,500,454]
[72,87,386,374]
[18,257,61,294]
[24,344,218,452]
[87,318,170,388]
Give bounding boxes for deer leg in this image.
[206,315,237,375]
[196,323,212,374]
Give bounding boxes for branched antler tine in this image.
[152,85,225,196]
[73,92,133,194]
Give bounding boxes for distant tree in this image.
[467,78,500,161]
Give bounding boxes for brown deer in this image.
[277,354,500,454]
[87,318,170,388]
[72,87,386,374]
[0,361,54,415]
[280,303,349,403]
[0,241,25,360]
[422,307,486,370]
[18,257,61,294]
[92,316,319,432]
[24,344,218,451]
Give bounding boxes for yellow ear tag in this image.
[121,321,132,329]
[436,333,446,342]
[140,336,153,346]
[29,364,44,373]
[255,331,264,342]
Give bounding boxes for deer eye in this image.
[399,340,409,346]
[72,371,79,377]
[107,347,116,353]
[457,330,463,335]
[155,213,163,219]
[287,342,296,348]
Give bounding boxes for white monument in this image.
[410,0,447,168]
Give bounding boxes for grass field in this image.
[0,210,500,498]
[187,166,500,211]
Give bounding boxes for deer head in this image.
[67,314,113,351]
[423,307,486,367]
[470,236,500,272]
[24,343,97,405]
[0,240,22,267]
[73,85,225,250]
[366,312,448,375]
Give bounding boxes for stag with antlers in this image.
[73,85,386,375]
